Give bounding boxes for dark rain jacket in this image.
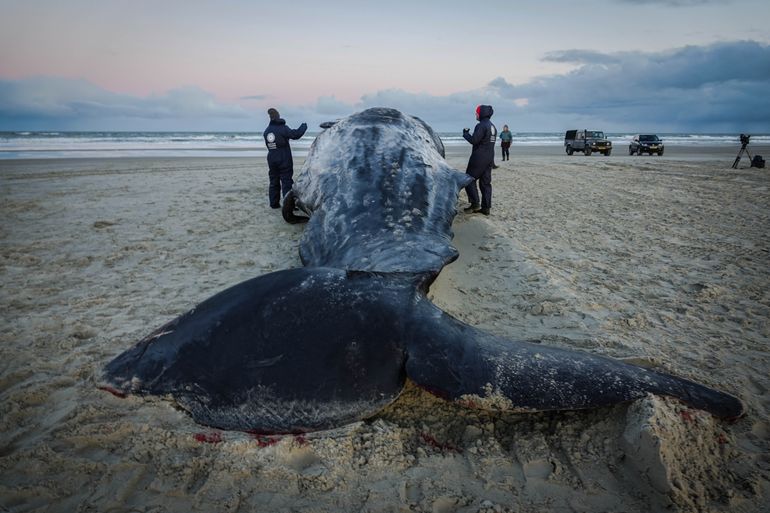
[463,105,497,178]
[263,119,308,171]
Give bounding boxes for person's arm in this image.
[468,123,486,145]
[287,122,308,140]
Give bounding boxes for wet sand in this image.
[1,146,769,512]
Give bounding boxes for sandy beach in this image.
[1,145,769,512]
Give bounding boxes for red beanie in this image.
[475,105,481,118]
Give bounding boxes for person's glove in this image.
[463,128,470,134]
[300,123,308,130]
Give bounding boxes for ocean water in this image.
[1,131,768,159]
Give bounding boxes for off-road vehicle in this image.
[629,134,664,155]
[564,130,612,156]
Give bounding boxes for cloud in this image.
[314,96,352,116]
[0,77,249,130]
[542,50,621,65]
[1,40,767,132]
[241,94,268,100]
[287,40,769,132]
[487,40,770,131]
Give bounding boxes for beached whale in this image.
[102,108,744,433]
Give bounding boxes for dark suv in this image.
[629,134,664,155]
[564,130,612,156]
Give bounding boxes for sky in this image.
[1,0,769,132]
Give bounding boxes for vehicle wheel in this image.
[605,150,611,156]
[638,149,644,156]
[658,149,664,156]
[566,145,573,155]
[628,147,634,155]
[585,148,592,156]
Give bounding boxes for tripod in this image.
[732,135,752,169]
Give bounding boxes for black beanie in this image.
[268,108,280,121]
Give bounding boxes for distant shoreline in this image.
[2,143,768,162]
[2,130,769,160]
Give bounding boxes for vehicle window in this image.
[590,131,604,138]
[640,135,659,142]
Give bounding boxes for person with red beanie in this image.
[462,104,497,215]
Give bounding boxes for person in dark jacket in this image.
[462,104,497,215]
[263,108,307,208]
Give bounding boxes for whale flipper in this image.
[281,190,310,224]
[103,268,410,433]
[404,296,745,419]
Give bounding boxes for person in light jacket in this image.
[499,124,512,161]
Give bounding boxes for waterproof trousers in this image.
[268,165,294,208]
[465,165,492,209]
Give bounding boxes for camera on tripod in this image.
[732,133,765,169]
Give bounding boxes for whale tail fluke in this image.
[101,268,412,433]
[405,297,745,420]
[102,268,744,434]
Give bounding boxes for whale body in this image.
[102,108,744,433]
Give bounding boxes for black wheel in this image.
[629,146,634,155]
[638,148,644,156]
[585,147,592,156]
[658,149,664,156]
[605,149,611,156]
[566,145,574,155]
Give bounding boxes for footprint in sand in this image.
[282,445,322,473]
[523,459,554,480]
[751,421,769,441]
